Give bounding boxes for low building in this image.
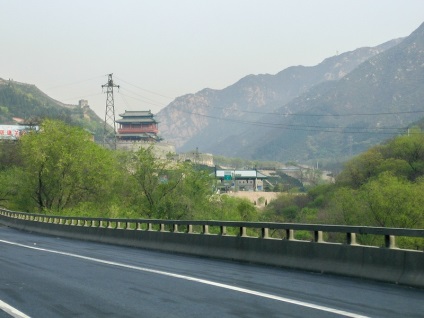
[215,169,267,192]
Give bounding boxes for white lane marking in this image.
[0,239,369,318]
[0,300,31,318]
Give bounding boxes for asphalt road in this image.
[0,225,423,318]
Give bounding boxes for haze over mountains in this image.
[2,22,424,165]
[157,22,424,163]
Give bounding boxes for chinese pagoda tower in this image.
[116,110,161,143]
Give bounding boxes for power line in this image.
[45,75,105,90]
[178,109,408,135]
[114,76,173,99]
[118,92,131,110]
[112,76,424,119]
[197,103,424,117]
[118,89,165,108]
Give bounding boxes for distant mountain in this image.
[241,22,424,163]
[156,38,403,157]
[0,78,104,140]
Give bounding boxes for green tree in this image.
[18,120,117,212]
[131,147,214,219]
[261,193,312,223]
[208,195,258,222]
[336,147,384,188]
[0,167,26,209]
[381,129,424,181]
[360,172,424,228]
[0,140,22,170]
[325,187,366,225]
[237,199,257,221]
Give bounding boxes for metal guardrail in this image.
[1,208,423,250]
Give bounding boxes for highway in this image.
[0,225,423,318]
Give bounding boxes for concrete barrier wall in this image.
[0,212,423,289]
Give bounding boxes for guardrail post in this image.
[261,227,269,239]
[346,232,358,245]
[186,224,193,234]
[314,230,324,243]
[160,224,166,232]
[203,225,209,235]
[385,235,396,249]
[239,226,247,237]
[220,225,227,236]
[286,229,294,240]
[173,224,179,233]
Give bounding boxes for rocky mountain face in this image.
[242,22,424,163]
[156,38,403,158]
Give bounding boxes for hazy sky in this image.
[2,0,424,118]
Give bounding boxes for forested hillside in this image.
[0,78,104,140]
[261,127,424,248]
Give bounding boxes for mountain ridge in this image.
[156,37,404,158]
[241,22,424,162]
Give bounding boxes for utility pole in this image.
[102,73,119,150]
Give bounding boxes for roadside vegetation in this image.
[0,120,259,222]
[1,120,423,245]
[260,128,424,248]
[262,129,424,223]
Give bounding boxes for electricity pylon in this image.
[102,73,119,150]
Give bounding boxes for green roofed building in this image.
[215,169,267,192]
